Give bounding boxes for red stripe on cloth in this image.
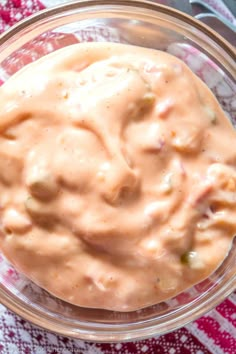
[216,298,236,327]
[97,327,211,354]
[196,315,236,353]
[0,0,45,34]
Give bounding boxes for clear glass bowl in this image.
[0,0,235,342]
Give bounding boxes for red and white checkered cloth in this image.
[0,1,235,353]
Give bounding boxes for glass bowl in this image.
[0,0,235,342]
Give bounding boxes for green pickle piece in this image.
[181,251,196,265]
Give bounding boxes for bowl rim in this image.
[0,266,235,342]
[0,0,235,60]
[0,0,235,342]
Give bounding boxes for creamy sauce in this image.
[0,43,235,311]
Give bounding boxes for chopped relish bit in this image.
[181,251,204,270]
[180,251,196,265]
[205,106,217,124]
[142,92,156,106]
